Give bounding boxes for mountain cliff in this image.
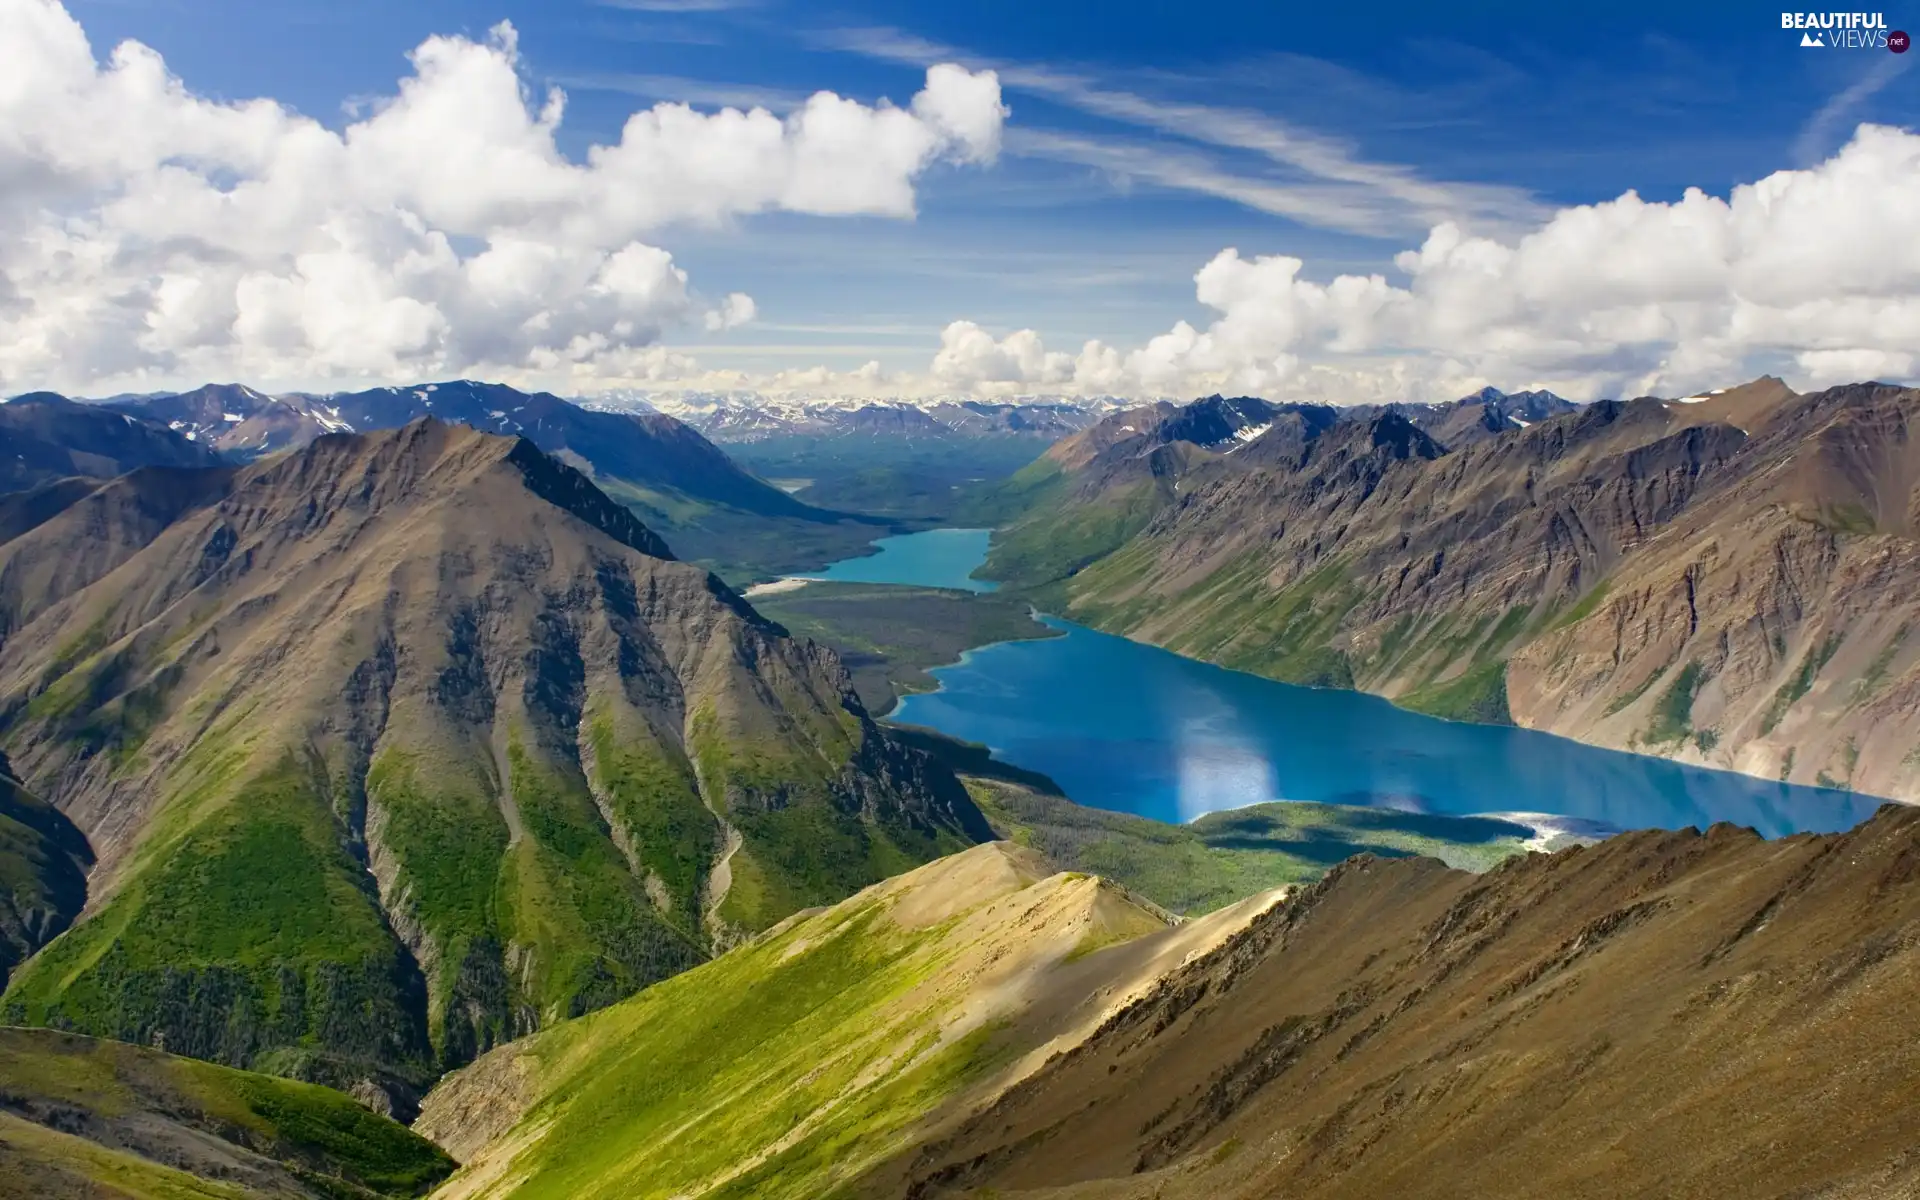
[0,420,986,1109]
[985,379,1920,800]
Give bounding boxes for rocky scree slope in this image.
[0,419,986,1112]
[881,802,1920,1199]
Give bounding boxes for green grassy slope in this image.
[967,778,1531,915]
[2,748,443,1099]
[418,842,1189,1200]
[0,1026,453,1199]
[972,477,1164,601]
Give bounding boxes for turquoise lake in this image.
[800,528,998,592]
[813,530,1887,838]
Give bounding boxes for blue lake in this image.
[801,528,997,592]
[813,530,1888,838]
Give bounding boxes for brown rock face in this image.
[880,804,1920,1200]
[1034,379,1920,799]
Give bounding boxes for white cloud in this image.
[930,321,1071,391]
[823,124,1920,404]
[0,0,1004,393]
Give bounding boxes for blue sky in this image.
[25,0,1920,398]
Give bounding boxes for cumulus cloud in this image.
[0,0,1004,393]
[883,125,1920,403]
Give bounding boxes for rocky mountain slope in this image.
[416,841,1279,1200]
[983,379,1920,800]
[413,804,1920,1200]
[0,394,223,491]
[880,803,1920,1199]
[0,1026,452,1199]
[0,420,986,1109]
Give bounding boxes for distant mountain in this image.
[1344,385,1580,448]
[635,395,1112,443]
[977,377,1920,799]
[0,420,987,1108]
[105,382,350,458]
[0,392,223,491]
[417,806,1920,1199]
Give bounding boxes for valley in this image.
[5,4,1916,1193]
[0,377,1913,1200]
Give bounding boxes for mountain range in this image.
[630,396,1111,444]
[0,419,987,1114]
[5,381,901,580]
[0,393,223,492]
[973,378,1920,800]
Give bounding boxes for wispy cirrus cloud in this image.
[1795,53,1912,165]
[816,25,1543,237]
[1006,129,1416,236]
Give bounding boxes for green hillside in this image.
[416,842,1235,1200]
[0,1026,453,1199]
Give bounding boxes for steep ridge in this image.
[1347,385,1580,447]
[415,841,1281,1200]
[0,394,223,492]
[970,387,1572,591]
[880,804,1920,1199]
[1004,380,1920,798]
[0,1026,453,1199]
[0,421,986,1109]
